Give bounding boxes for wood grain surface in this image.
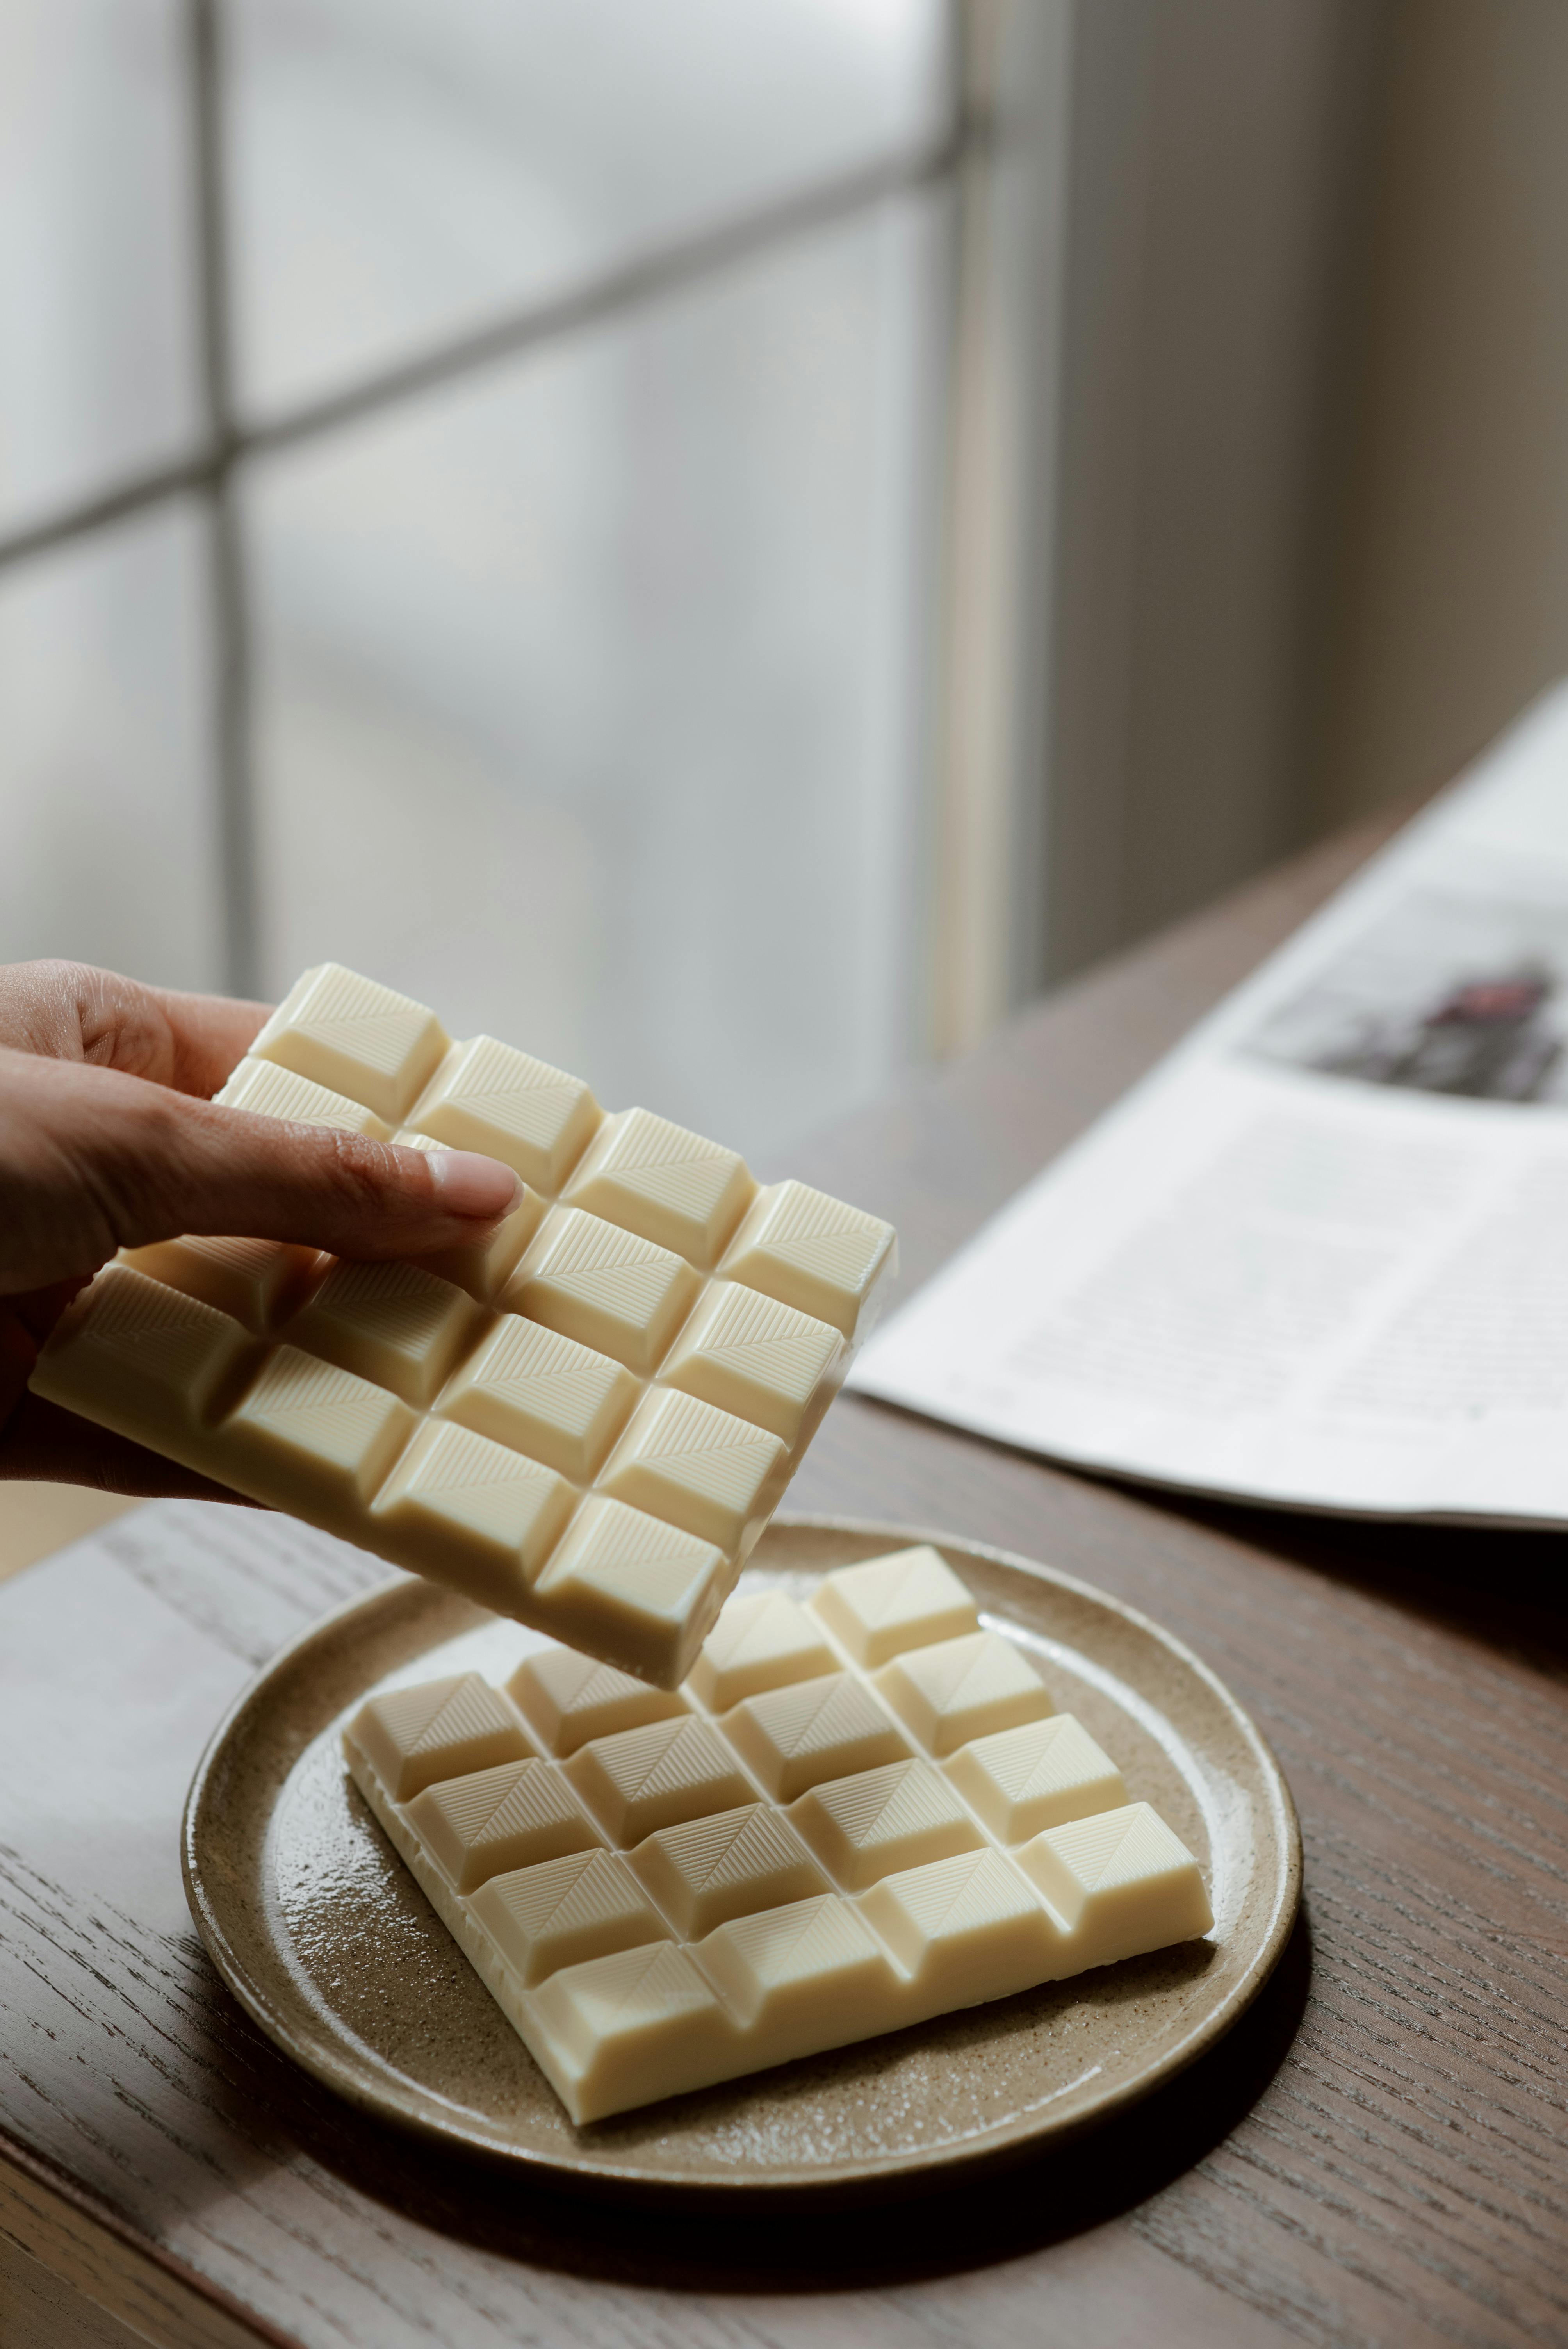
[4,809,1566,2349]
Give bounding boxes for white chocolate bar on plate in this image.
[343,1547,1214,2124]
[29,965,896,1686]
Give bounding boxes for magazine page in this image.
[851,682,1568,1523]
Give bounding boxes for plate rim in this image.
[182,1513,1303,2199]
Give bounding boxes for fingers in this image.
[138,980,274,1096]
[0,1050,521,1292]
[0,959,270,1096]
[128,1092,523,1255]
[0,1390,260,1501]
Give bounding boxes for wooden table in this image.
[4,816,1566,2349]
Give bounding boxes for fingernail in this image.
[426,1148,522,1220]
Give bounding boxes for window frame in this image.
[0,0,1048,1061]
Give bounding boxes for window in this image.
[0,0,1031,1165]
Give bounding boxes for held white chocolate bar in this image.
[343,1548,1213,2124]
[29,965,896,1687]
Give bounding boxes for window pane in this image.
[230,0,946,418]
[247,205,939,1162]
[0,505,221,990]
[0,0,197,535]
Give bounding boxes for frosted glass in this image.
[246,205,939,1166]
[0,505,221,991]
[0,0,197,535]
[229,0,946,417]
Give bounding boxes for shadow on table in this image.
[839,1388,1568,1680]
[265,1907,1311,2291]
[1168,1494,1568,1677]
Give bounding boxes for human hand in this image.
[0,960,521,1495]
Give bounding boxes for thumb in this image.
[1,1050,523,1292]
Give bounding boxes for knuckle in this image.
[19,961,166,1077]
[34,961,102,1032]
[26,957,93,996]
[1,962,93,1057]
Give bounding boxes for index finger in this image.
[0,961,271,1097]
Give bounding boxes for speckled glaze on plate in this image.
[182,1516,1300,2199]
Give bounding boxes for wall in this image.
[1321,0,1568,824]
[1038,0,1390,984]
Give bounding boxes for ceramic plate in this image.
[183,1516,1300,2197]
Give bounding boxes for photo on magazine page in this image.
[1242,884,1568,1108]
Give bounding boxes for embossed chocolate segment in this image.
[408,1758,602,1892]
[119,1235,322,1334]
[503,1208,701,1377]
[528,1941,734,2121]
[720,1180,895,1338]
[27,1265,253,1446]
[223,1346,415,1520]
[351,1672,531,1802]
[249,962,450,1125]
[370,1421,575,1605]
[216,1054,391,1140]
[469,1848,671,1985]
[508,1643,688,1758]
[628,1804,826,1938]
[285,1259,483,1408]
[944,1715,1127,1844]
[859,1848,1065,2009]
[563,1107,755,1269]
[789,1758,983,1891]
[698,1895,896,2051]
[808,1545,979,1668]
[1015,1802,1214,1966]
[597,1388,787,1555]
[411,1035,600,1193]
[439,1313,638,1483]
[657,1281,843,1445]
[564,1714,754,1845]
[531,1497,729,1687]
[722,1671,911,1803]
[685,1590,836,1712]
[874,1631,1054,1758]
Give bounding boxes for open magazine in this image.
[852,683,1568,1525]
